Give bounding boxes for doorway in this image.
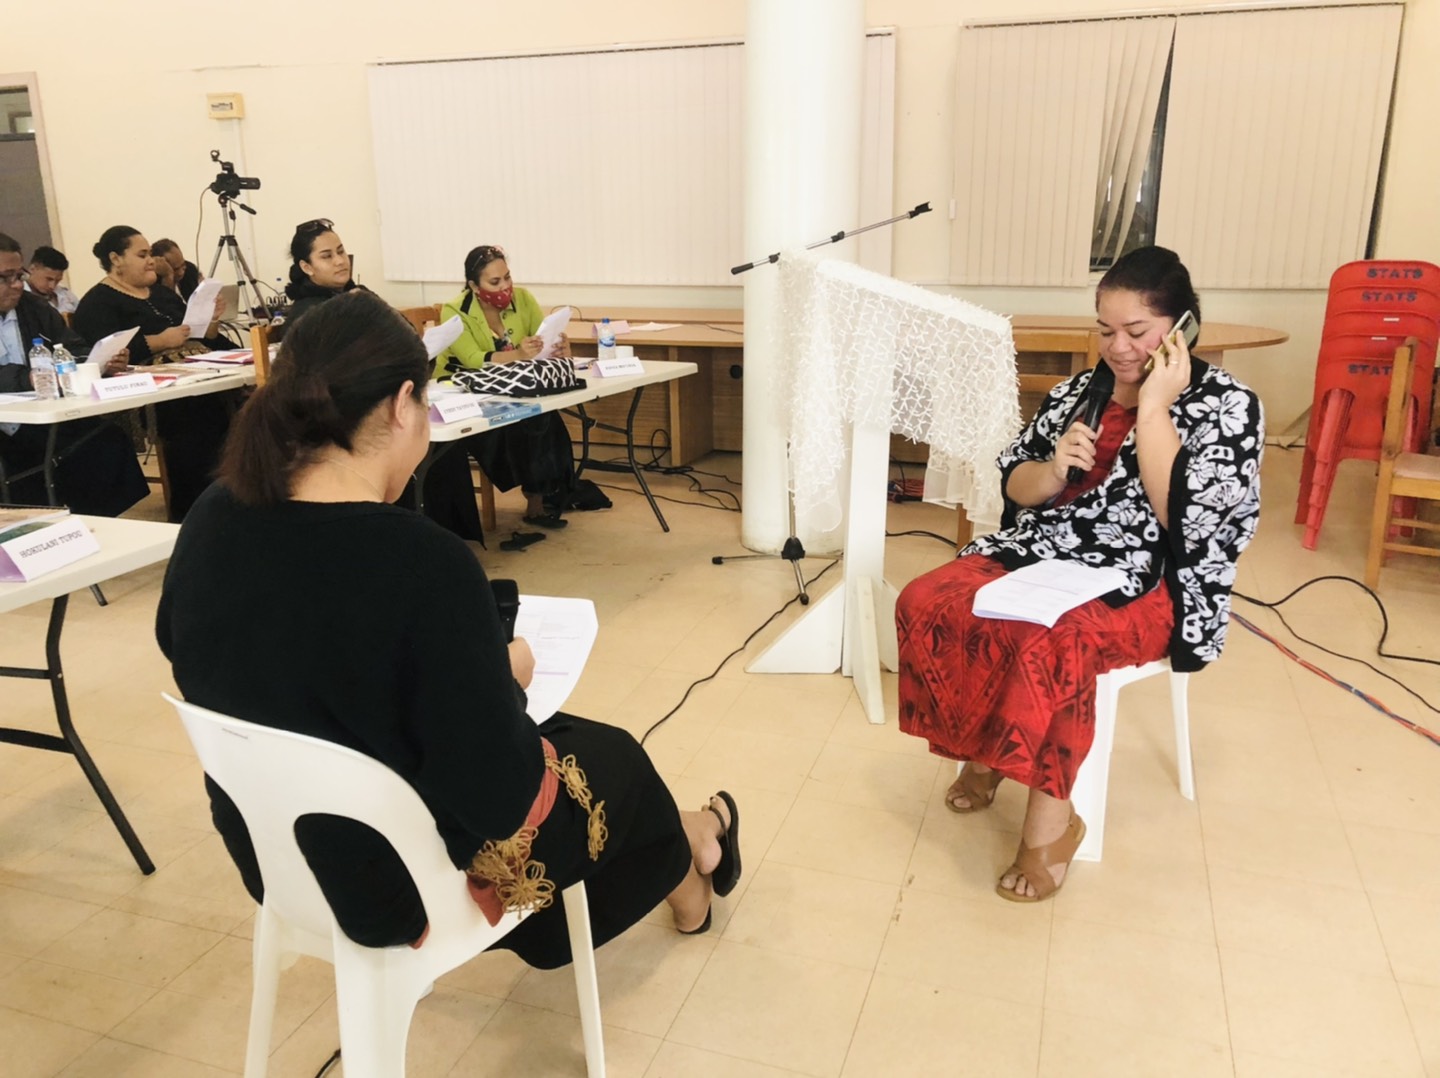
[0,78,59,258]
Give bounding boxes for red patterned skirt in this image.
[897,555,1173,799]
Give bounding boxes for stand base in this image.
[747,573,899,724]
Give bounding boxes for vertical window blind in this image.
[368,33,895,287]
[951,20,1115,287]
[1157,5,1401,289]
[950,4,1402,289]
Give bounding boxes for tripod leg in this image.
[792,558,809,605]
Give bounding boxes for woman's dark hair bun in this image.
[93,225,140,271]
[1096,245,1202,326]
[219,290,430,506]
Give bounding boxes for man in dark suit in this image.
[0,231,149,515]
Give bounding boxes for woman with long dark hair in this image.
[156,291,742,964]
[897,246,1263,902]
[282,219,363,326]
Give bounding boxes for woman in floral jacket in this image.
[897,246,1263,902]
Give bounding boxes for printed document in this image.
[184,279,224,338]
[515,594,598,723]
[423,315,464,359]
[534,307,571,360]
[86,326,139,368]
[973,560,1128,629]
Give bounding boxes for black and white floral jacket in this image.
[965,357,1264,672]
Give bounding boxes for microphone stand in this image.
[714,201,935,602]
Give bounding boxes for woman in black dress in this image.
[275,218,486,542]
[72,226,237,520]
[156,290,740,967]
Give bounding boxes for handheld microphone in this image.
[1066,362,1115,485]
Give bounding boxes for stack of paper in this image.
[515,595,598,723]
[973,560,1129,629]
[184,280,225,338]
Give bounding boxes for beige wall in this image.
[2,0,1432,427]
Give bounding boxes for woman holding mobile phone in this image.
[895,246,1264,902]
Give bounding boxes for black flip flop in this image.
[522,513,568,530]
[679,906,712,935]
[499,531,546,551]
[707,791,742,897]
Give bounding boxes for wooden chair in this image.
[956,328,1100,546]
[249,324,271,387]
[1364,338,1440,587]
[397,305,444,336]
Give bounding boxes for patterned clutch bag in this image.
[451,356,583,397]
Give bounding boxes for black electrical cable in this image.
[1233,575,1440,714]
[886,529,955,546]
[592,481,740,513]
[312,1047,341,1077]
[639,559,841,746]
[192,185,208,270]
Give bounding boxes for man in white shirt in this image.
[24,246,79,314]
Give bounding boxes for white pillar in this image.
[740,0,865,554]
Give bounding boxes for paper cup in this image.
[70,365,101,396]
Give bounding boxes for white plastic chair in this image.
[954,658,1193,864]
[1070,659,1193,862]
[163,693,606,1078]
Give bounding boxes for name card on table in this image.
[591,356,645,378]
[91,373,157,400]
[0,518,99,582]
[429,395,488,424]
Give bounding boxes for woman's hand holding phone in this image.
[1138,318,1193,414]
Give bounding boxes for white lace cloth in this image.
[777,255,1019,531]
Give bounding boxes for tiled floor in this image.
[1,446,1437,1076]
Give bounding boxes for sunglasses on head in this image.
[296,218,335,238]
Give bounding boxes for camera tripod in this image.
[206,195,268,322]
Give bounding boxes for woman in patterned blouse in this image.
[896,246,1263,902]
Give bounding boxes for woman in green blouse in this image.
[437,245,577,528]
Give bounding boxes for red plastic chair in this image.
[1296,261,1440,549]
[1324,278,1440,319]
[1326,259,1440,297]
[1322,311,1440,347]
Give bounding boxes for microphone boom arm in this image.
[731,202,932,276]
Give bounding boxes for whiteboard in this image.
[368,33,895,286]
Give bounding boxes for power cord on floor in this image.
[1231,576,1440,746]
[886,529,955,546]
[638,559,840,746]
[583,430,741,512]
[312,1047,341,1077]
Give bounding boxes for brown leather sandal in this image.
[996,812,1086,903]
[945,764,1004,814]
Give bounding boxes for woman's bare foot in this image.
[998,787,1075,898]
[682,799,726,877]
[663,799,731,933]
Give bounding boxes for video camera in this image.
[208,150,260,199]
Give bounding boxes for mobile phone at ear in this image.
[1145,310,1200,372]
[1171,309,1199,350]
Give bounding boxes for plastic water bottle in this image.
[53,344,77,397]
[29,339,59,400]
[597,317,616,361]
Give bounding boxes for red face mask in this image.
[477,286,513,309]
